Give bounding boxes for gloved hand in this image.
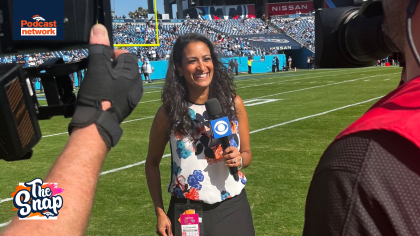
[68,24,143,147]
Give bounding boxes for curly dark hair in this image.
[162,33,237,136]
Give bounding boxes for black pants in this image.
[276,64,280,72]
[308,63,311,70]
[272,65,276,72]
[167,189,255,236]
[248,66,251,74]
[144,73,151,82]
[235,66,238,75]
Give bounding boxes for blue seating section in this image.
[1,18,310,65]
[272,16,315,51]
[203,19,277,36]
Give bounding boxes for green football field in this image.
[0,66,402,235]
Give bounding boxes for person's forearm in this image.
[240,151,252,169]
[145,162,165,216]
[1,124,108,236]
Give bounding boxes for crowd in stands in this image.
[203,18,278,35]
[1,16,315,66]
[114,22,175,61]
[0,49,87,67]
[178,18,278,57]
[213,36,270,58]
[115,18,277,60]
[272,16,315,51]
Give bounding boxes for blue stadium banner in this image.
[241,34,302,50]
[13,0,64,40]
[184,5,255,20]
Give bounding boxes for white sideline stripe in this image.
[143,89,162,94]
[0,96,383,208]
[140,99,161,104]
[121,116,155,124]
[138,67,400,96]
[99,154,171,176]
[235,66,395,85]
[243,99,282,107]
[39,72,399,139]
[141,67,398,95]
[0,221,11,228]
[250,96,382,134]
[43,132,68,138]
[41,116,155,138]
[234,66,395,82]
[0,198,12,204]
[140,72,325,94]
[254,73,400,99]
[50,68,396,100]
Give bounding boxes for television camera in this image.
[0,0,113,161]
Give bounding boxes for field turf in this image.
[0,66,402,235]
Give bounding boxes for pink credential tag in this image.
[180,213,200,236]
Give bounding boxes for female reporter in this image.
[145,33,254,236]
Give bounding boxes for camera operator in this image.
[0,23,143,236]
[304,0,420,235]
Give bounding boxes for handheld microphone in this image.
[205,98,239,181]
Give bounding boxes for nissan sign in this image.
[266,1,314,16]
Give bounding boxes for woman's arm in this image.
[235,95,252,169]
[223,95,252,169]
[145,106,172,236]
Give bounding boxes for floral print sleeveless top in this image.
[168,102,247,204]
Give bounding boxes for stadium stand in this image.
[203,18,277,35]
[0,17,312,65]
[0,49,88,67]
[116,19,276,59]
[271,15,315,52]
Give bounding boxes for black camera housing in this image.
[0,64,41,161]
[0,0,112,161]
[315,0,399,68]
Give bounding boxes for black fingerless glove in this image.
[68,45,143,147]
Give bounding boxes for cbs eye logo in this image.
[213,120,229,135]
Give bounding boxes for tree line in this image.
[113,7,160,19]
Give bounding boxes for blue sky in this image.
[111,0,170,17]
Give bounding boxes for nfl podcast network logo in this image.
[11,178,64,220]
[13,0,63,40]
[210,117,232,139]
[20,15,57,36]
